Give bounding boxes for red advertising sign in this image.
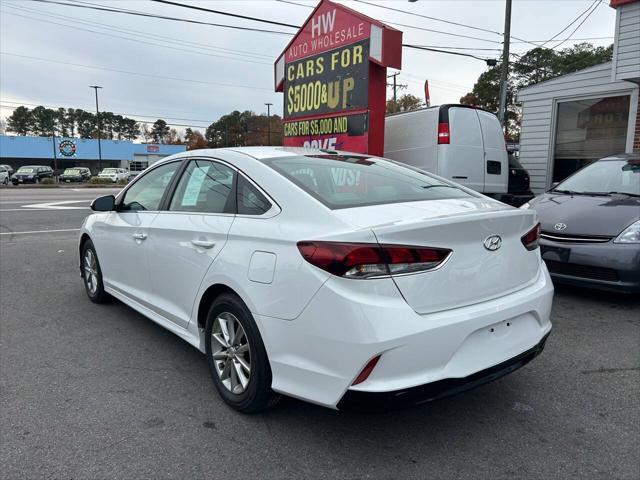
[146,145,160,153]
[275,0,402,156]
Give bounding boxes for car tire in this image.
[2,177,7,186]
[205,293,280,413]
[81,240,109,304]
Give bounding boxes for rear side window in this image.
[263,155,474,209]
[237,175,271,215]
[170,159,235,214]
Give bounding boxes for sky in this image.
[0,0,617,136]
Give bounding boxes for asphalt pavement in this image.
[0,187,638,479]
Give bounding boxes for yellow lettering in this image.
[306,59,314,78]
[327,81,340,108]
[341,78,354,109]
[353,45,363,65]
[341,49,350,68]
[296,63,304,79]
[331,51,339,71]
[287,65,295,82]
[316,57,324,75]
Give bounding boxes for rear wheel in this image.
[205,293,279,413]
[81,240,109,303]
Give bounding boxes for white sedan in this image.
[80,147,553,412]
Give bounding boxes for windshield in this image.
[17,168,35,173]
[102,168,117,174]
[554,158,640,196]
[63,169,81,175]
[262,154,474,209]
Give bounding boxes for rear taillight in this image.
[521,223,541,251]
[437,122,450,144]
[297,241,452,279]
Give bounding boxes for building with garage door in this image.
[0,135,186,175]
[517,0,639,193]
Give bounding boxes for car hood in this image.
[529,192,640,237]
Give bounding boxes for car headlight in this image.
[614,220,640,244]
[519,202,530,209]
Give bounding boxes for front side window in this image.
[262,155,474,209]
[170,159,235,214]
[120,161,180,211]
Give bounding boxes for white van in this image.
[384,104,508,195]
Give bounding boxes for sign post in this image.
[274,0,402,155]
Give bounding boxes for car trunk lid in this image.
[334,199,541,314]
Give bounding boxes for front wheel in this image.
[205,293,279,413]
[81,240,109,303]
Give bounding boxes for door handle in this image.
[132,233,147,241]
[191,239,216,249]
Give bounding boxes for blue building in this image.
[0,135,187,174]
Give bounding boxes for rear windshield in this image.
[64,169,80,175]
[102,168,117,173]
[17,168,35,173]
[262,154,474,209]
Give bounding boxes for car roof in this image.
[152,146,371,167]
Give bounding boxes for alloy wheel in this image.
[211,312,251,395]
[83,249,98,295]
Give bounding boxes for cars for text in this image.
[523,153,640,293]
[11,165,54,184]
[79,147,553,412]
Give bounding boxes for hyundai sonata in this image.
[80,147,553,412]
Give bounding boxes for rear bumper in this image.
[541,239,640,293]
[338,332,549,411]
[256,264,554,409]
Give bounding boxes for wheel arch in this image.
[197,283,248,332]
[79,232,91,257]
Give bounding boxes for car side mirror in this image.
[91,195,116,212]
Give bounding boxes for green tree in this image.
[151,119,170,143]
[75,109,97,138]
[31,106,56,136]
[6,106,33,135]
[122,118,140,141]
[386,93,424,114]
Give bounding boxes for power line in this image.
[511,36,613,43]
[402,44,492,63]
[0,52,273,91]
[539,0,600,48]
[551,1,604,50]
[150,0,299,29]
[1,9,274,65]
[29,0,293,35]
[4,1,275,60]
[352,0,503,37]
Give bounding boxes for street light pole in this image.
[264,103,273,145]
[90,85,103,164]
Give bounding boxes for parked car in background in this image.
[59,167,91,183]
[523,153,640,293]
[0,166,9,185]
[97,168,129,183]
[0,164,14,177]
[501,154,534,207]
[11,165,54,184]
[385,104,509,198]
[80,147,553,412]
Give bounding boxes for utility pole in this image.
[386,73,407,113]
[89,86,103,163]
[51,127,58,173]
[498,0,512,129]
[265,102,273,145]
